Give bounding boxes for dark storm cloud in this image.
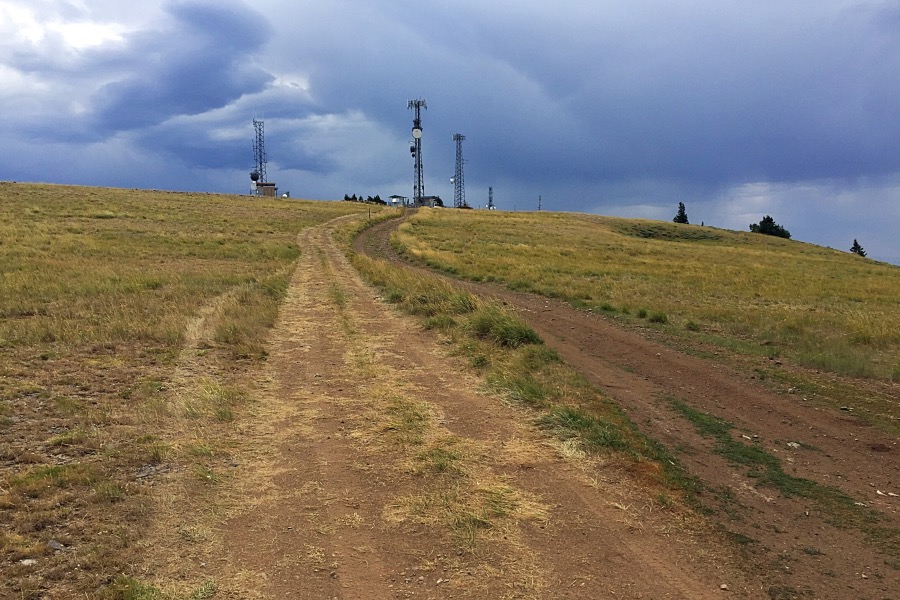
[134,111,338,175]
[90,1,274,132]
[279,1,900,189]
[575,5,900,184]
[2,0,899,261]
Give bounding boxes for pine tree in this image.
[850,239,867,257]
[673,202,689,224]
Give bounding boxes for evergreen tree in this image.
[673,202,689,224]
[749,215,791,239]
[850,239,867,257]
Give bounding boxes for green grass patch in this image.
[648,311,668,324]
[537,405,629,451]
[328,283,347,308]
[108,575,163,600]
[9,463,98,498]
[467,305,541,347]
[417,444,463,475]
[105,576,217,600]
[670,397,900,553]
[193,466,219,484]
[671,398,834,499]
[47,429,90,447]
[384,396,430,445]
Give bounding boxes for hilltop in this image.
[1,184,898,599]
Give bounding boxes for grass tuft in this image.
[538,405,629,452]
[467,305,541,347]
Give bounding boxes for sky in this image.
[1,1,899,264]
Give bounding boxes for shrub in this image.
[749,215,791,239]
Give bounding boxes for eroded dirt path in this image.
[356,216,900,600]
[207,216,755,599]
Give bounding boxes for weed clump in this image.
[467,305,541,348]
[648,311,668,324]
[538,406,629,451]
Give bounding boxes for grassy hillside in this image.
[0,183,369,598]
[394,209,900,382]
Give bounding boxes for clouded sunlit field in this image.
[395,208,900,382]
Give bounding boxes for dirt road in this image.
[355,216,900,600]
[204,216,757,598]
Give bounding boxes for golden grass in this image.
[0,182,368,598]
[394,209,900,380]
[342,216,699,499]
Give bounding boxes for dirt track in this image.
[355,215,900,600]
[206,216,759,599]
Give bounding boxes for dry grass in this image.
[0,182,368,598]
[394,209,900,380]
[296,233,552,595]
[343,216,698,500]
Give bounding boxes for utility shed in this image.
[256,182,278,198]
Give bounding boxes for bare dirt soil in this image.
[189,216,763,599]
[354,216,900,600]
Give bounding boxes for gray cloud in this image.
[90,2,274,132]
[1,0,898,262]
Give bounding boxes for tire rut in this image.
[356,214,900,600]
[209,216,756,599]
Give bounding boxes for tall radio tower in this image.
[251,119,267,186]
[408,99,427,205]
[488,186,494,210]
[452,133,466,208]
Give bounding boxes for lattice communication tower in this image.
[488,186,494,210]
[251,119,267,186]
[408,99,427,205]
[452,133,467,208]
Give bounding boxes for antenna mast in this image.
[408,99,427,205]
[452,133,466,208]
[488,186,494,210]
[251,119,267,186]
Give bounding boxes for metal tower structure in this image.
[452,133,466,208]
[251,119,267,186]
[488,186,494,210]
[538,194,542,211]
[408,99,427,205]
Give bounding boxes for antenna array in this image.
[252,119,267,185]
[408,99,427,205]
[452,133,466,208]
